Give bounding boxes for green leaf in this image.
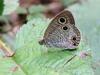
[68,0,100,74]
[0,57,25,75]
[12,15,93,75]
[60,0,79,7]
[0,0,4,15]
[29,5,46,14]
[3,0,19,15]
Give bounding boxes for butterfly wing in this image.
[44,10,75,39]
[40,10,81,49]
[43,25,73,48]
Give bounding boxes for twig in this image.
[0,40,15,57]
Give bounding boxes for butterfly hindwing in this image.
[40,10,81,49]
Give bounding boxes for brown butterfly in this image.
[39,10,81,49]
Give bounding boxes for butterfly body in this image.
[39,10,81,49]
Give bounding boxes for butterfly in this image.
[39,10,81,49]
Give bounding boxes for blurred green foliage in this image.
[3,0,19,15]
[0,0,4,15]
[60,0,79,7]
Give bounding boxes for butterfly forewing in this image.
[44,10,75,39]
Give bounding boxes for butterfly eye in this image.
[62,26,68,30]
[58,17,66,24]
